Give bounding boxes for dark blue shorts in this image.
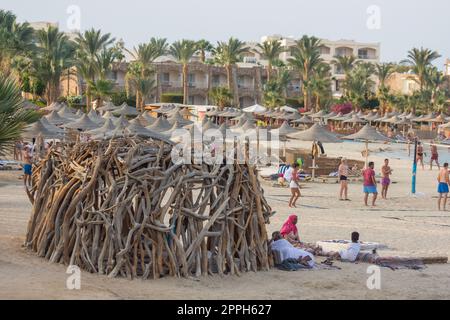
[438,183,449,194]
[23,164,32,176]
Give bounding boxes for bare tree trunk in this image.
[183,64,189,105]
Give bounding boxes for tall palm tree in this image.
[256,40,285,82]
[332,55,357,75]
[214,37,249,107]
[127,38,168,105]
[169,40,197,105]
[0,75,39,155]
[343,63,375,111]
[0,10,35,76]
[309,63,332,112]
[196,40,214,63]
[288,35,323,111]
[34,26,75,103]
[75,28,115,109]
[375,63,394,115]
[403,47,441,92]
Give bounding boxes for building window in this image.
[162,73,170,84]
[188,73,196,87]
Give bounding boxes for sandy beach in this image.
[1,140,450,300]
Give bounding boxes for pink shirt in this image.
[363,168,375,187]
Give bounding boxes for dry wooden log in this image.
[25,137,274,280]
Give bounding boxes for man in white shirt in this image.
[270,232,315,267]
[326,232,361,262]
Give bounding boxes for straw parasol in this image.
[280,106,298,113]
[231,117,247,129]
[142,112,157,125]
[40,117,65,134]
[343,124,391,166]
[287,124,341,179]
[88,110,104,124]
[168,112,193,125]
[203,119,219,131]
[64,114,101,131]
[58,104,78,119]
[161,121,187,137]
[96,101,118,113]
[310,110,327,119]
[179,107,196,118]
[113,115,129,129]
[147,117,172,132]
[292,115,314,125]
[45,110,71,125]
[41,102,61,112]
[430,114,447,123]
[23,120,64,139]
[287,123,341,143]
[243,104,266,113]
[133,114,152,127]
[113,103,139,117]
[86,118,116,136]
[154,104,176,114]
[343,115,367,124]
[102,111,115,120]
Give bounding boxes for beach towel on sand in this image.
[356,252,425,270]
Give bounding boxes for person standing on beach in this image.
[338,158,350,201]
[430,143,440,171]
[437,163,450,211]
[22,143,33,188]
[381,159,393,200]
[285,163,301,208]
[363,162,378,207]
[417,142,425,170]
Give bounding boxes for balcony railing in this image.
[358,54,377,60]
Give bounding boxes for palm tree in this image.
[169,40,197,105]
[0,10,35,76]
[309,63,332,112]
[343,63,375,111]
[125,62,156,112]
[89,79,114,110]
[75,28,115,109]
[0,75,39,155]
[209,87,232,110]
[256,40,285,82]
[34,26,75,103]
[214,38,249,107]
[288,35,323,111]
[196,40,214,63]
[375,63,394,115]
[403,47,441,92]
[127,38,168,105]
[332,55,357,75]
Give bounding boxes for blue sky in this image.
[1,0,449,68]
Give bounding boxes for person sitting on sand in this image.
[280,215,301,244]
[325,232,361,263]
[437,163,450,211]
[363,162,378,207]
[270,231,315,267]
[381,159,393,200]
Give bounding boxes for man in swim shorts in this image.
[363,162,378,207]
[381,159,393,200]
[437,163,450,211]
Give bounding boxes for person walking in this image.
[338,158,350,201]
[381,159,393,200]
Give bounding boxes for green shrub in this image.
[110,91,136,106]
[285,98,302,108]
[161,93,183,104]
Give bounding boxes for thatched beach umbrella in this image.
[64,114,101,131]
[23,120,64,139]
[168,112,193,126]
[88,110,104,124]
[310,110,326,119]
[58,105,78,120]
[287,124,341,179]
[343,124,391,166]
[343,115,367,125]
[243,104,266,113]
[97,101,119,113]
[102,111,115,120]
[142,112,157,125]
[40,117,65,134]
[147,117,172,132]
[113,115,129,129]
[292,115,314,125]
[113,103,139,117]
[41,102,61,112]
[87,118,116,136]
[45,110,71,125]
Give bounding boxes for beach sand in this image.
[1,140,449,300]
